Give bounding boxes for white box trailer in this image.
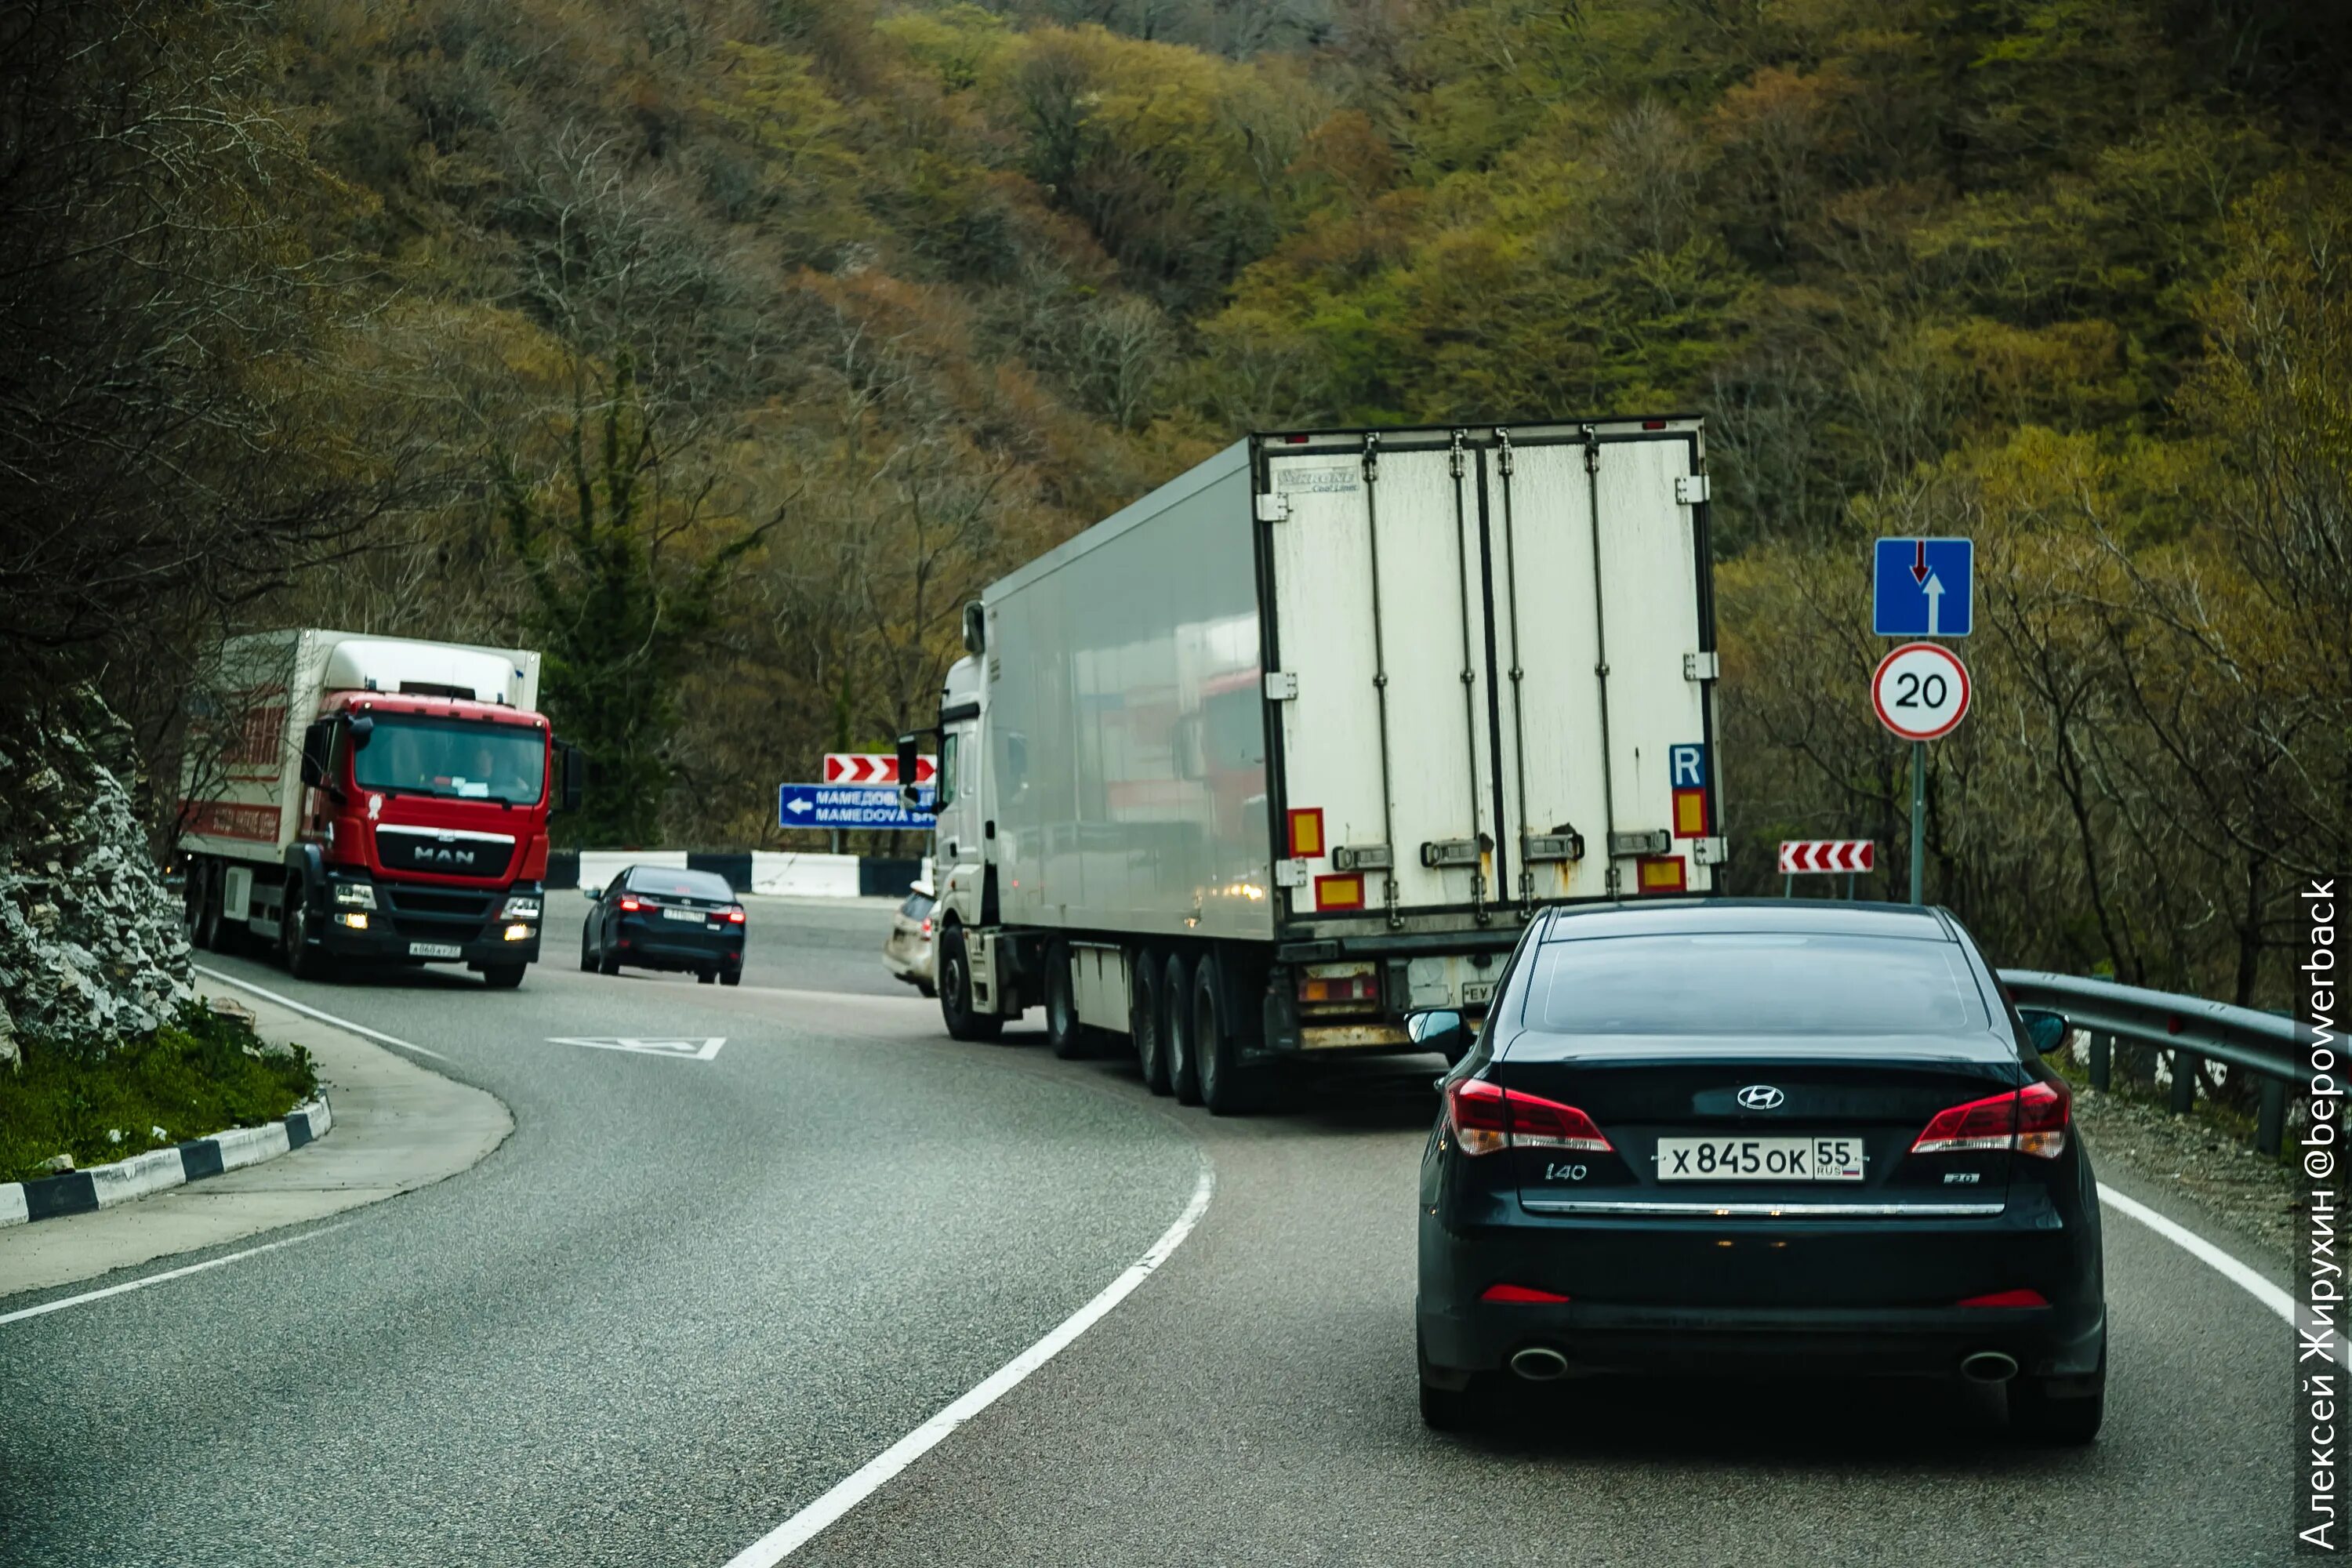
[915,419,1723,1112]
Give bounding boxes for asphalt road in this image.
[1,895,2299,1566]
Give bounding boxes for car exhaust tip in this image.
[1960,1350,2019,1385]
[1508,1347,1570,1382]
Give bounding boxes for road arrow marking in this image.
[546,1036,726,1062]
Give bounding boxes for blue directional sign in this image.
[779,783,935,830]
[1873,537,1973,637]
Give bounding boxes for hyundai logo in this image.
[1737,1084,1786,1111]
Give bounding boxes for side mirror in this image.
[583,885,603,902]
[2018,1007,2070,1057]
[1407,1008,1467,1055]
[299,718,334,789]
[896,732,921,811]
[347,713,375,749]
[961,601,987,655]
[557,740,585,813]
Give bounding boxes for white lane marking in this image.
[2099,1183,2293,1326]
[192,965,451,1061]
[0,1223,353,1327]
[547,1036,726,1062]
[723,1159,1217,1566]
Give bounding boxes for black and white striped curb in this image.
[0,1093,332,1229]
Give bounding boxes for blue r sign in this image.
[1669,744,1708,789]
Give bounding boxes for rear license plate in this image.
[1460,982,1494,1006]
[661,908,706,923]
[408,942,463,959]
[1656,1136,1864,1181]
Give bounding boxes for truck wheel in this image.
[1193,959,1256,1116]
[1045,944,1089,1059]
[481,963,525,990]
[938,926,1002,1043]
[280,876,331,982]
[1131,950,1170,1094]
[1162,950,1200,1105]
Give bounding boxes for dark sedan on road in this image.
[580,866,747,985]
[1414,899,2104,1443]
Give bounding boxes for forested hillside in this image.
[3,0,2344,1007]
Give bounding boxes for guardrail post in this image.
[2259,1077,2287,1158]
[2169,1050,2198,1115]
[2088,1032,2111,1091]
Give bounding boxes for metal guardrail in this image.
[1998,968,2321,1155]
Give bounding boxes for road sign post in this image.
[1869,641,1971,905]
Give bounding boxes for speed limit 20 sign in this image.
[1871,641,1971,741]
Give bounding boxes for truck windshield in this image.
[353,716,546,804]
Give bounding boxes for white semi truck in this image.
[898,419,1725,1112]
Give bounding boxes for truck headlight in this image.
[499,896,541,920]
[333,882,376,909]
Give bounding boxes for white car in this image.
[882,880,937,996]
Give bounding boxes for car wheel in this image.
[1046,944,1090,1059]
[579,927,597,973]
[916,979,935,999]
[1193,957,1258,1116]
[1131,949,1169,1094]
[599,946,620,976]
[938,926,1003,1042]
[281,877,330,981]
[481,962,525,990]
[2009,1348,2105,1446]
[697,968,716,985]
[1162,949,1200,1105]
[720,967,741,988]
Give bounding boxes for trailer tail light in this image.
[1314,873,1363,910]
[1298,964,1378,1006]
[1446,1079,1613,1157]
[1911,1080,2070,1160]
[1287,808,1326,858]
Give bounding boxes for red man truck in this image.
[177,630,583,987]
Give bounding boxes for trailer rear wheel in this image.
[938,926,1002,1043]
[1131,949,1169,1094]
[1045,944,1090,1059]
[1193,959,1258,1116]
[1162,950,1200,1105]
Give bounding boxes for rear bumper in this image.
[1420,1205,2105,1383]
[612,918,742,972]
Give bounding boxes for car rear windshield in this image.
[625,869,736,901]
[900,892,934,918]
[1530,931,1990,1036]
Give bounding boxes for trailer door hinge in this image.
[1255,492,1290,523]
[1690,837,1730,866]
[1264,671,1298,700]
[1683,651,1720,681]
[1273,858,1310,889]
[1676,474,1711,506]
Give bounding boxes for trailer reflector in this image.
[1314,873,1364,911]
[1672,786,1710,837]
[1635,856,1686,894]
[1287,808,1326,859]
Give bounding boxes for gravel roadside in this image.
[2074,1084,2299,1271]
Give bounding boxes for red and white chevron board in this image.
[1779,840,1874,874]
[822,753,937,786]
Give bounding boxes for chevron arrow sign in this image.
[1778,840,1875,875]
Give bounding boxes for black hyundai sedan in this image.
[581,866,748,985]
[1415,899,2104,1443]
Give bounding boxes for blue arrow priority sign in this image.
[779,783,935,830]
[1873,537,1973,637]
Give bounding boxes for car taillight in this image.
[1958,1288,2049,1308]
[1446,1078,1613,1157]
[619,896,641,912]
[725,906,746,924]
[920,917,932,938]
[1911,1080,2070,1160]
[1480,1283,1572,1304]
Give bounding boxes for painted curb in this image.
[0,1092,332,1229]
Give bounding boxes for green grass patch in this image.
[0,1004,318,1184]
